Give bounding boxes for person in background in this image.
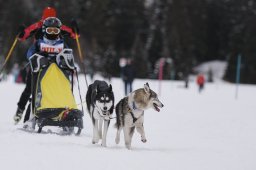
[184,73,189,89]
[121,58,135,95]
[0,70,7,82]
[11,63,20,83]
[196,73,205,93]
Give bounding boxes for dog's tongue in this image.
[154,104,160,112]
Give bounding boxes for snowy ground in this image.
[0,75,256,170]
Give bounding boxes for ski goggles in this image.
[46,27,60,34]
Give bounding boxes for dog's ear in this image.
[146,82,150,88]
[96,85,101,93]
[144,82,150,94]
[108,84,112,92]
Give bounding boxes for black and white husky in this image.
[86,80,114,147]
[115,83,164,149]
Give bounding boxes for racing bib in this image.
[40,42,64,53]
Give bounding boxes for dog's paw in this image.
[92,136,100,144]
[115,137,120,144]
[141,139,147,143]
[92,139,99,144]
[99,134,102,139]
[101,143,107,147]
[125,145,131,150]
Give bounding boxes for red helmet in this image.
[42,7,56,20]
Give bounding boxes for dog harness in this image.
[128,101,144,123]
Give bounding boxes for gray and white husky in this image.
[115,82,164,149]
[86,80,114,147]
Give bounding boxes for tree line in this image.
[0,0,256,83]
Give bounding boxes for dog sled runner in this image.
[26,49,83,135]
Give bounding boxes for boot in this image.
[23,117,36,130]
[14,107,24,125]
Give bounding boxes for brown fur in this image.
[133,88,158,109]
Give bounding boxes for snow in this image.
[0,75,256,170]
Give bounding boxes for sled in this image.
[27,49,83,135]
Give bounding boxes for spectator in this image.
[121,59,135,95]
[196,73,205,93]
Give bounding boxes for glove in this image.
[13,107,23,124]
[71,19,79,34]
[17,25,26,39]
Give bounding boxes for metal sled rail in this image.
[37,118,83,135]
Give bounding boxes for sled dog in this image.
[115,82,164,149]
[86,80,114,146]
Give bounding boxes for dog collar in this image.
[132,101,137,110]
[128,101,143,112]
[132,101,141,111]
[93,106,111,120]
